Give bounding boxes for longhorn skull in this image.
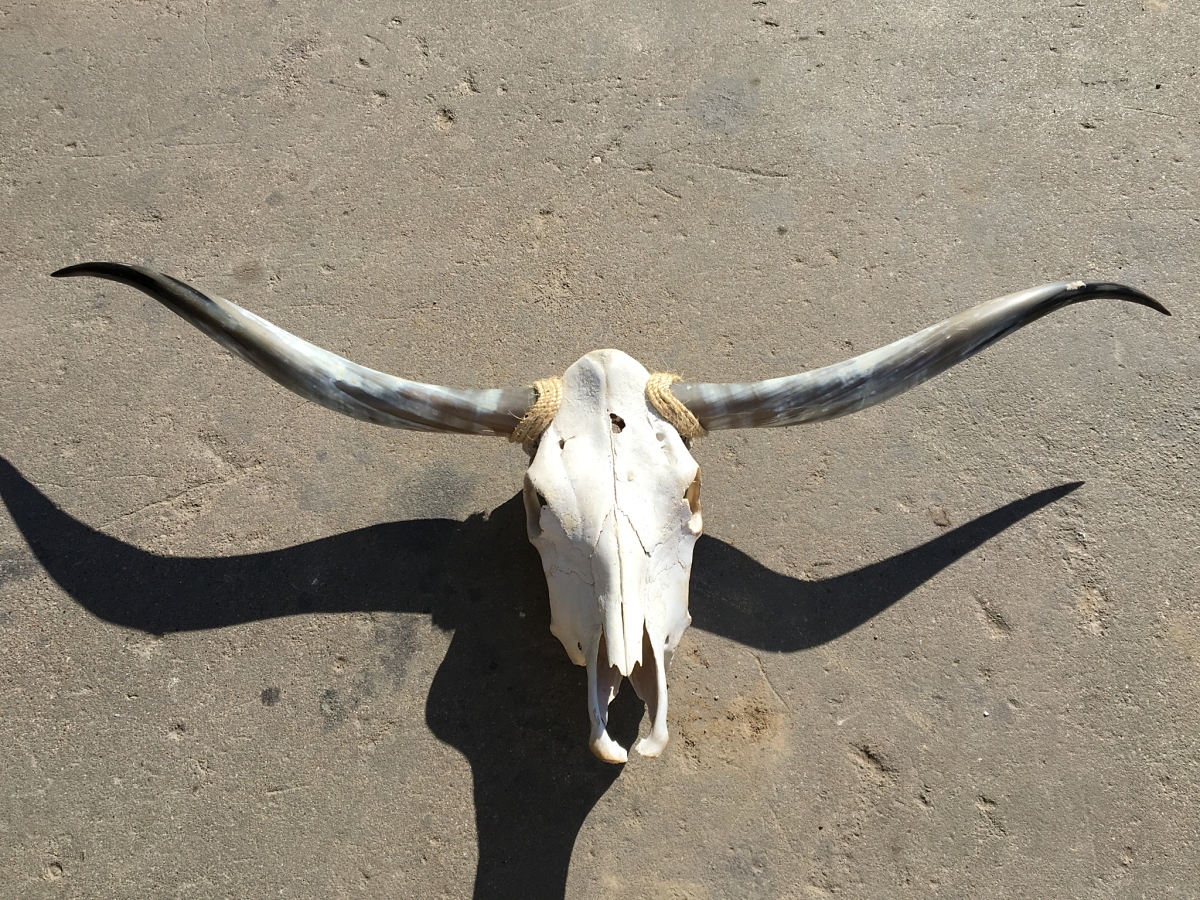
[52,263,1168,763]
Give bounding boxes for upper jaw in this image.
[585,622,672,764]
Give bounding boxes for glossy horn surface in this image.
[672,281,1168,431]
[53,262,535,435]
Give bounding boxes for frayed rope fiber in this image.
[510,372,705,444]
[645,372,706,440]
[510,377,564,444]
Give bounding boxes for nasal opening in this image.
[629,626,669,757]
[588,625,671,762]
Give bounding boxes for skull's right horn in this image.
[671,281,1169,431]
[52,263,536,436]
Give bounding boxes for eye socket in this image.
[523,476,546,537]
[685,469,701,514]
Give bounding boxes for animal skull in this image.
[525,351,702,762]
[52,263,1167,763]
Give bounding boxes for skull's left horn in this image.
[52,263,536,435]
[671,281,1169,431]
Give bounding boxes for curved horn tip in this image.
[54,260,117,274]
[1068,281,1171,316]
[52,263,98,278]
[52,262,147,281]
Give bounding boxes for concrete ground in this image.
[2,2,1197,897]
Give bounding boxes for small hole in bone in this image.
[609,414,625,433]
[536,491,548,508]
[577,642,583,652]
[656,432,665,442]
[558,438,565,450]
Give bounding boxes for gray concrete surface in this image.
[2,2,1197,897]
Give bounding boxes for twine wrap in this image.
[510,371,705,445]
[510,376,564,445]
[646,372,706,440]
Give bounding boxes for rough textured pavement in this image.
[2,2,1197,897]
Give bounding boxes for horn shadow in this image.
[0,457,1076,898]
[689,482,1083,650]
[0,457,635,899]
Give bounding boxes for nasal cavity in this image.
[609,413,625,433]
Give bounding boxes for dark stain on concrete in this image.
[319,687,348,725]
[373,614,420,685]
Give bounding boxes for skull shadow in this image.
[0,457,1078,899]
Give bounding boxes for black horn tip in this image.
[1069,281,1171,316]
[51,262,183,300]
[54,261,126,277]
[52,263,99,278]
[52,261,155,282]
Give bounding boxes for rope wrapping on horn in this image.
[510,376,564,445]
[509,372,706,445]
[646,372,706,440]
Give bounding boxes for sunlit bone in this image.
[52,263,1168,762]
[524,350,701,762]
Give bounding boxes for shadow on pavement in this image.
[0,457,1078,898]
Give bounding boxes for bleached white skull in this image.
[523,351,702,762]
[53,262,1167,762]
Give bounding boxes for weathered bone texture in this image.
[524,351,702,762]
[53,263,1168,764]
[51,263,535,435]
[673,281,1168,430]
